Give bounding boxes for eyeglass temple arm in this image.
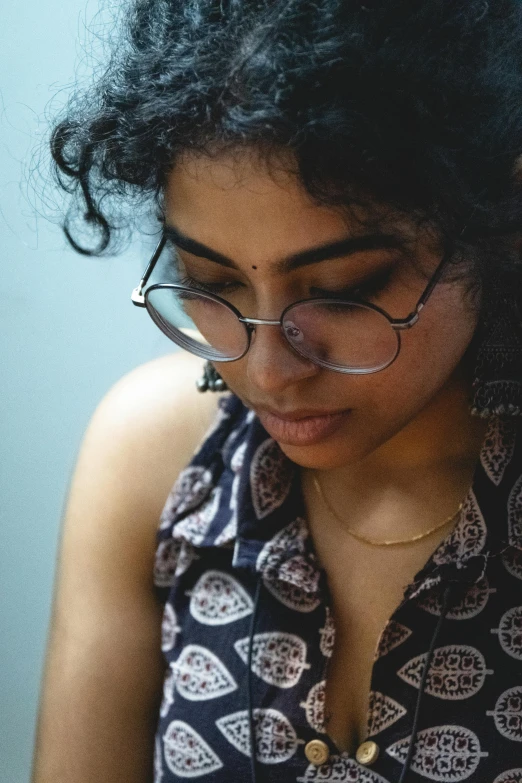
[131,234,167,307]
[389,239,457,331]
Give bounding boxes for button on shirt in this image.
[153,393,522,783]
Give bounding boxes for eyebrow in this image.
[163,223,406,274]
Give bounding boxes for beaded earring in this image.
[469,280,522,417]
[195,361,228,393]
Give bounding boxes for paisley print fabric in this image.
[153,394,522,781]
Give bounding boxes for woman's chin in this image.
[274,437,361,471]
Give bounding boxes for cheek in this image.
[412,289,478,369]
[214,361,252,402]
[367,296,479,415]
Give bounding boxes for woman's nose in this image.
[245,322,319,393]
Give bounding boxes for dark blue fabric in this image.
[152,392,522,783]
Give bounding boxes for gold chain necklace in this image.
[312,474,463,547]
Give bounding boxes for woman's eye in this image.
[178,274,242,294]
[163,245,243,294]
[312,267,394,301]
[312,281,385,301]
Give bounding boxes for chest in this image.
[157,546,522,783]
[310,529,451,755]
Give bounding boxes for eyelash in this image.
[176,270,393,301]
[177,275,241,294]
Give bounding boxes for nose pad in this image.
[245,322,318,392]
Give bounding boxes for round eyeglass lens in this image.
[145,286,249,360]
[282,300,399,372]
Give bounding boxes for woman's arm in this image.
[31,354,220,783]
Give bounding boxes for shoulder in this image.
[79,352,224,527]
[97,351,222,448]
[33,354,221,779]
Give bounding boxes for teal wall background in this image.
[0,3,177,780]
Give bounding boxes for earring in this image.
[469,280,522,417]
[195,361,228,393]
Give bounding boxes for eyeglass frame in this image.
[131,230,460,375]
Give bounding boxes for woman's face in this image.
[164,150,481,470]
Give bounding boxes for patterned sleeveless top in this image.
[152,392,522,783]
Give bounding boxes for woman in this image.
[33,1,522,781]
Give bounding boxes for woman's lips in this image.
[256,408,352,446]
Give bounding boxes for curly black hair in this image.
[52,0,522,307]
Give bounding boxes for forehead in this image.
[163,150,415,268]
[166,150,345,230]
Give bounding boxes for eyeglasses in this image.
[131,232,453,374]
